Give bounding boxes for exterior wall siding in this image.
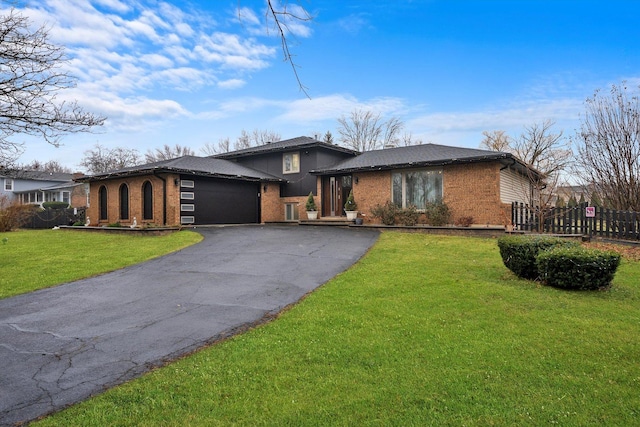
[500,167,530,205]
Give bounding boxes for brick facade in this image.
[86,173,180,226]
[335,162,510,227]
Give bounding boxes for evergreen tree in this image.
[555,196,565,208]
[567,195,578,207]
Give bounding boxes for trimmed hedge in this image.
[42,201,70,209]
[497,235,580,280]
[536,247,621,290]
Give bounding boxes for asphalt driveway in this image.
[0,225,379,426]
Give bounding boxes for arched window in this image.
[119,183,129,220]
[142,181,153,220]
[99,185,108,221]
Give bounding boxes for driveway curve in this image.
[0,225,379,426]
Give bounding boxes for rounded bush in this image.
[497,235,580,280]
[536,247,621,290]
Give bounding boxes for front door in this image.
[322,175,352,217]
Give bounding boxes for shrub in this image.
[497,235,580,280]
[344,190,357,211]
[370,201,398,225]
[456,216,474,227]
[42,201,70,209]
[107,222,122,227]
[398,205,420,226]
[536,247,621,290]
[305,192,317,211]
[72,221,85,227]
[0,196,35,232]
[424,201,451,226]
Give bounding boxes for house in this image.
[78,137,535,227]
[0,170,88,208]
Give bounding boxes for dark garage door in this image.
[188,177,260,224]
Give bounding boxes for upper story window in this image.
[283,152,300,174]
[4,179,13,191]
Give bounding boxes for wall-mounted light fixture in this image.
[354,176,359,185]
[263,184,268,193]
[174,178,180,186]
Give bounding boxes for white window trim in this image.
[180,192,195,200]
[282,152,300,174]
[180,216,195,224]
[181,204,195,212]
[180,179,195,188]
[4,178,14,191]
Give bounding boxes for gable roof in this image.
[77,156,284,183]
[311,143,537,176]
[213,136,358,159]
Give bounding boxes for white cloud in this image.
[12,0,289,132]
[277,94,408,123]
[218,79,246,90]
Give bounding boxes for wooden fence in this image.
[511,202,640,241]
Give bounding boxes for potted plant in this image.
[344,189,358,220]
[305,192,318,220]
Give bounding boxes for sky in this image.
[7,0,640,171]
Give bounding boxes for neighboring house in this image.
[0,170,88,208]
[78,137,536,227]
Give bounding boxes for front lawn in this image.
[35,232,640,426]
[0,229,202,299]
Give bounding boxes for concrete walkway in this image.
[0,225,379,425]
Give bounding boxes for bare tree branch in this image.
[337,110,405,151]
[575,82,640,211]
[145,144,195,163]
[0,9,105,166]
[79,143,140,174]
[264,0,312,98]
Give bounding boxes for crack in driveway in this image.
[0,225,378,426]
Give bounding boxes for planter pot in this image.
[345,211,358,221]
[354,218,364,225]
[306,210,318,220]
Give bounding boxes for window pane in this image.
[405,171,426,209]
[392,173,402,207]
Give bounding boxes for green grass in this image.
[35,232,640,426]
[0,229,202,299]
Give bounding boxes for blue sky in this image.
[9,0,640,170]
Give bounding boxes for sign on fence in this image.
[586,206,596,218]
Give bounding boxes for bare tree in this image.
[483,121,571,231]
[234,129,251,151]
[337,110,405,152]
[0,9,105,167]
[480,130,511,152]
[251,129,281,145]
[575,82,640,211]
[145,144,195,163]
[22,159,72,173]
[200,138,231,156]
[232,129,281,151]
[79,143,140,174]
[399,132,423,147]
